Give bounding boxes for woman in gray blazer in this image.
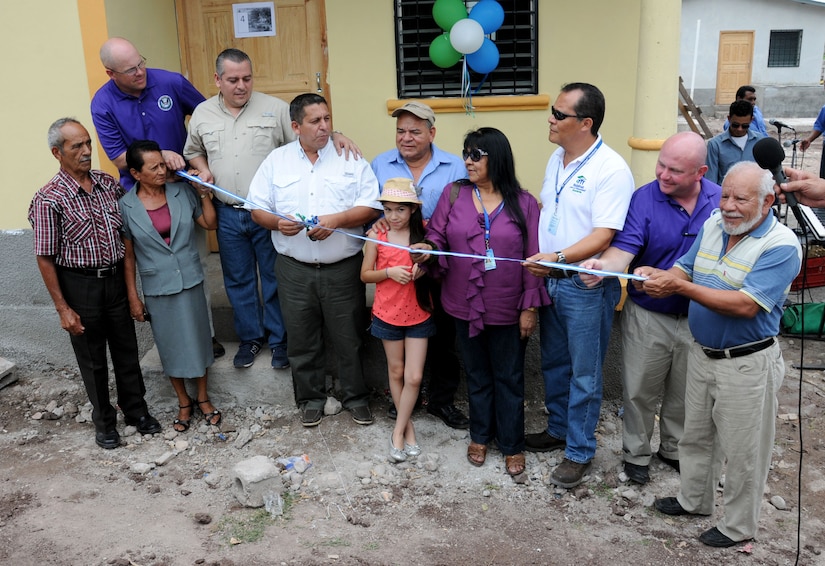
[120,140,220,432]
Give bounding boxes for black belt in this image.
[59,262,121,278]
[214,199,246,209]
[284,254,357,269]
[546,269,575,279]
[701,337,775,359]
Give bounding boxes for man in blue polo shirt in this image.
[371,101,470,430]
[638,161,801,548]
[90,37,223,357]
[580,132,721,485]
[706,100,763,185]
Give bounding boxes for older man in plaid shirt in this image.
[29,117,160,450]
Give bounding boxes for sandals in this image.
[195,398,222,426]
[467,442,487,467]
[505,453,526,476]
[173,398,194,432]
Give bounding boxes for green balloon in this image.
[433,0,467,32]
[429,33,462,68]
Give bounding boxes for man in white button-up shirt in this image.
[248,93,381,428]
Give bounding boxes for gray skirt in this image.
[145,282,214,378]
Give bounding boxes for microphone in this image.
[752,136,825,239]
[783,139,802,148]
[753,137,797,205]
[769,119,795,131]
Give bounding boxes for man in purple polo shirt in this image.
[91,37,205,191]
[90,37,224,358]
[580,132,721,485]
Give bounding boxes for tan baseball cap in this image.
[379,178,422,204]
[391,101,436,127]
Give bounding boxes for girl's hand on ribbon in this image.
[409,242,432,264]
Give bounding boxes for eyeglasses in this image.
[462,148,489,162]
[110,56,147,77]
[729,121,751,130]
[551,106,583,121]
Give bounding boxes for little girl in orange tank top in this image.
[361,178,434,463]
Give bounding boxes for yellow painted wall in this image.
[1,0,678,229]
[326,0,642,195]
[103,0,182,74]
[0,2,94,230]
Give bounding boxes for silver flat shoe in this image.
[404,443,421,457]
[389,436,407,462]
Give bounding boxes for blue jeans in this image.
[539,275,620,463]
[455,319,526,455]
[214,201,286,350]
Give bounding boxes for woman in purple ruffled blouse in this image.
[414,127,549,478]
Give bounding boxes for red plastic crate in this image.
[792,255,825,291]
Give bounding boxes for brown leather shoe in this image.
[551,458,591,488]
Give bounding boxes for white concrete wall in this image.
[681,0,825,114]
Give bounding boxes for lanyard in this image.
[474,186,505,249]
[553,138,603,211]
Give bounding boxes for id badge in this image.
[484,248,497,271]
[548,212,560,235]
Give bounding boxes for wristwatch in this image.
[555,251,567,264]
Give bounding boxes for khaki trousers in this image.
[620,300,692,465]
[676,341,783,541]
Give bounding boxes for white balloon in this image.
[449,19,484,54]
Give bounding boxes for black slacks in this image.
[57,268,149,432]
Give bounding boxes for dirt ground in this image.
[1,120,825,566]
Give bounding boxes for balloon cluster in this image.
[429,0,504,75]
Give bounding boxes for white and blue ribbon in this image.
[175,170,646,282]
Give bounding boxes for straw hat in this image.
[378,177,422,204]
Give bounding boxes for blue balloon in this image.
[469,0,505,35]
[466,38,500,74]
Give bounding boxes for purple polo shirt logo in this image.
[157,95,174,111]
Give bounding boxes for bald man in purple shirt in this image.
[91,37,205,190]
[580,132,721,485]
[91,37,223,357]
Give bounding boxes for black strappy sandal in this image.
[173,398,194,432]
[195,398,222,426]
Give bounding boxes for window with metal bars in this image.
[394,0,538,99]
[767,30,802,68]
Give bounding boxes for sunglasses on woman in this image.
[462,148,489,162]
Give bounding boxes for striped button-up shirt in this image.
[28,169,126,268]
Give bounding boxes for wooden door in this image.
[175,0,329,103]
[715,31,754,105]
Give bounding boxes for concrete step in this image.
[139,339,391,412]
[140,342,294,410]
